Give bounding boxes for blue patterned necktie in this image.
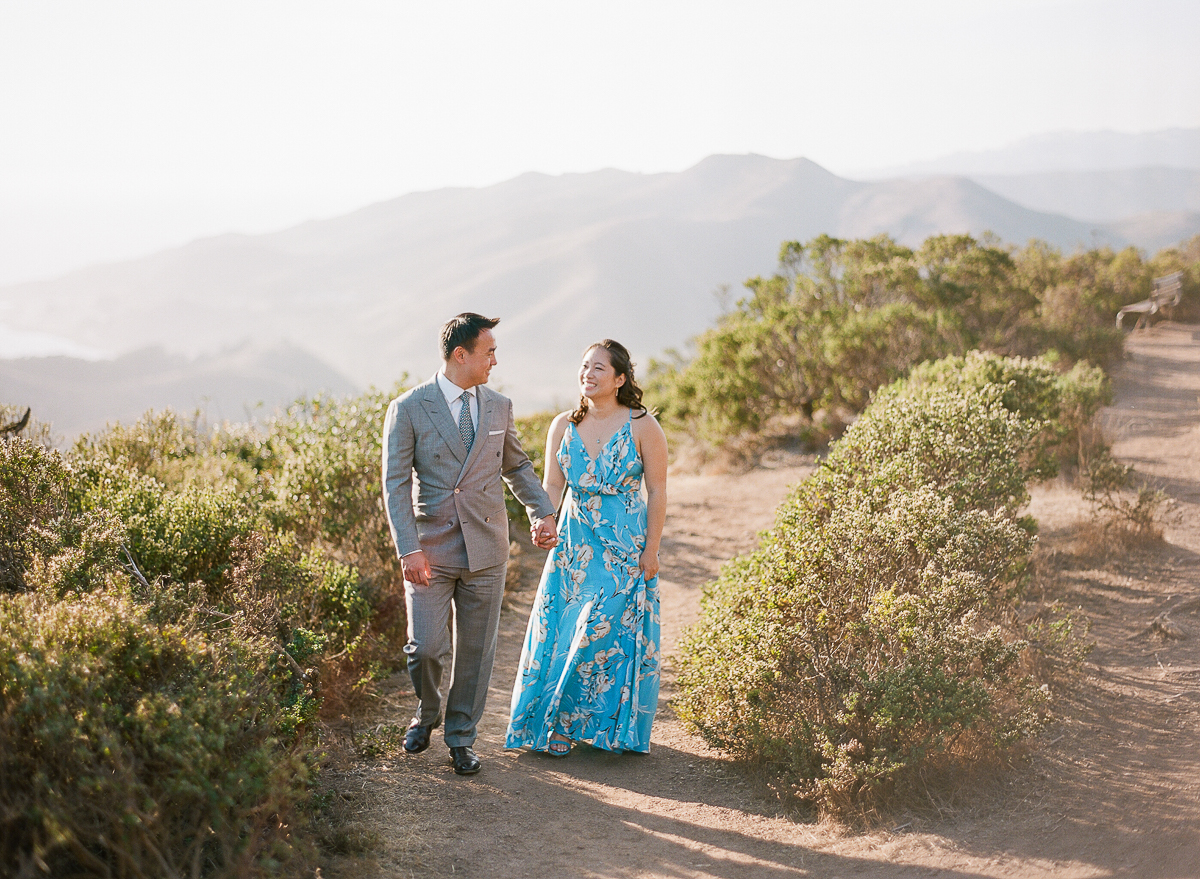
[458,391,474,451]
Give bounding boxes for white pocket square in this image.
[488,429,504,436]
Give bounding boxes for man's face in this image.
[458,328,497,388]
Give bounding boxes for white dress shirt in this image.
[437,371,477,431]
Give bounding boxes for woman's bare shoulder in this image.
[630,409,664,436]
[547,410,573,438]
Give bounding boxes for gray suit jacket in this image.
[382,375,555,571]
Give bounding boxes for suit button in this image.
[496,451,500,457]
[485,516,490,523]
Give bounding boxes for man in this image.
[382,313,558,775]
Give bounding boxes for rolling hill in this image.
[0,343,357,439]
[3,151,1199,431]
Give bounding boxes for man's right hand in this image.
[402,550,432,586]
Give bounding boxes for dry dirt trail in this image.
[324,323,1200,879]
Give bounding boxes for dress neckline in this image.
[570,417,630,464]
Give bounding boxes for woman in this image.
[506,340,668,755]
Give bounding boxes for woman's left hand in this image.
[639,550,659,580]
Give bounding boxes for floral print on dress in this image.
[506,417,661,753]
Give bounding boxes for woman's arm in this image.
[541,412,571,506]
[634,413,668,579]
[531,412,571,550]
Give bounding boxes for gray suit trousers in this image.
[404,561,507,747]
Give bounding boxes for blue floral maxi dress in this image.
[506,419,661,753]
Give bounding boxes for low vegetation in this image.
[1,386,411,877]
[676,353,1112,818]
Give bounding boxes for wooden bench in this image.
[1116,271,1183,329]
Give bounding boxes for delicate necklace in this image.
[587,406,622,441]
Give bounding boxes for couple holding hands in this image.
[382,313,667,775]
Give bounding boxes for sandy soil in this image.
[320,323,1200,879]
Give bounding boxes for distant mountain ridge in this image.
[4,147,1200,429]
[862,129,1200,250]
[0,343,357,439]
[869,128,1200,177]
[972,167,1200,223]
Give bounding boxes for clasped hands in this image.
[530,515,558,550]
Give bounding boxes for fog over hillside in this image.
[4,143,1200,434]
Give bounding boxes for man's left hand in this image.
[531,516,558,550]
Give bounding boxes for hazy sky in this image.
[1,0,1198,284]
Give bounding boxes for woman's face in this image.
[579,346,625,401]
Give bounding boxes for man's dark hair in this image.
[440,313,500,360]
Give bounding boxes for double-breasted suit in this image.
[383,375,554,747]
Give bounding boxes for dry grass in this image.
[1072,491,1170,558]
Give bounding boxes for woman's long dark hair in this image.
[569,339,648,424]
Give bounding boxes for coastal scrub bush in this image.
[72,386,408,589]
[249,387,410,692]
[0,434,328,875]
[1080,453,1170,550]
[676,356,1075,817]
[0,438,123,596]
[259,388,400,577]
[79,465,256,588]
[72,393,408,694]
[0,589,309,878]
[73,461,378,694]
[902,351,1111,477]
[73,409,260,493]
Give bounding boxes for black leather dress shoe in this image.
[404,717,438,754]
[450,746,481,775]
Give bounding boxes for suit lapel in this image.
[420,377,467,464]
[458,384,494,480]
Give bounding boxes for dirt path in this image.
[323,324,1200,878]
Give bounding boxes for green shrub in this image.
[259,387,401,576]
[821,381,1043,517]
[73,388,408,590]
[185,533,376,666]
[72,401,395,670]
[1,388,417,874]
[901,350,1111,480]
[0,589,309,878]
[291,548,373,654]
[1081,452,1170,547]
[83,468,256,588]
[246,388,409,691]
[73,408,264,496]
[0,438,123,597]
[677,357,1068,816]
